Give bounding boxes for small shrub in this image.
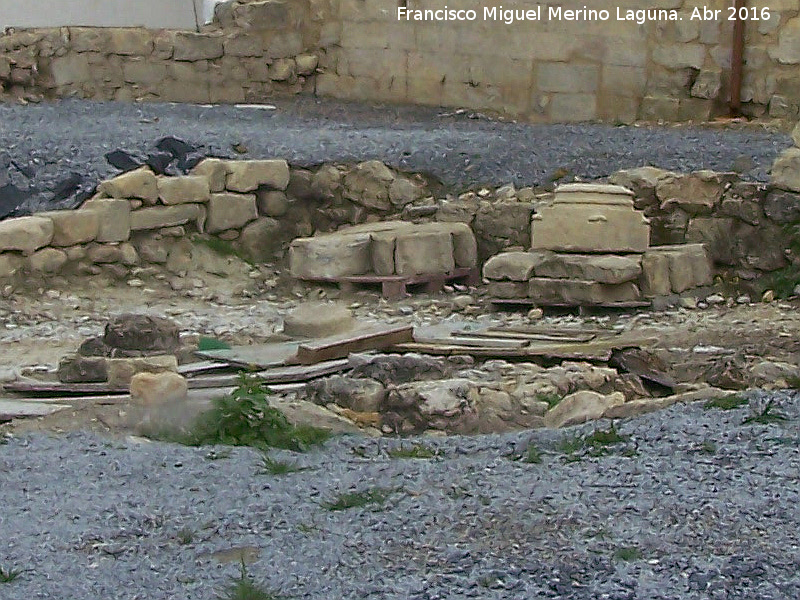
[387,444,439,459]
[786,375,800,390]
[743,399,789,425]
[217,562,279,600]
[322,488,396,511]
[557,423,635,460]
[164,374,331,452]
[699,440,717,455]
[176,527,194,546]
[613,546,642,562]
[705,395,749,411]
[257,454,305,475]
[537,392,563,409]
[0,566,23,583]
[521,442,543,464]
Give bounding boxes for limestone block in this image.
[342,161,395,209]
[0,253,22,278]
[388,176,425,206]
[223,34,263,57]
[107,355,178,387]
[283,302,355,338]
[531,185,648,253]
[191,158,228,192]
[50,53,91,86]
[439,222,478,268]
[206,193,257,233]
[535,253,642,284]
[771,16,800,64]
[488,281,529,299]
[295,53,319,75]
[527,278,642,305]
[107,28,153,55]
[394,229,455,276]
[226,160,290,192]
[771,148,800,193]
[130,371,188,406]
[483,251,548,281]
[370,229,400,275]
[0,216,54,255]
[656,171,730,215]
[98,167,158,204]
[648,244,713,293]
[269,58,295,81]
[289,232,373,279]
[544,390,626,428]
[57,354,108,383]
[237,217,288,262]
[173,32,224,61]
[640,251,671,297]
[81,197,131,242]
[38,209,99,246]
[130,204,206,232]
[257,190,289,217]
[157,175,211,205]
[27,247,68,274]
[686,217,736,265]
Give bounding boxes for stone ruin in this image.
[484,183,713,306]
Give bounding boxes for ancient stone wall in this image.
[0,156,796,295]
[1,0,797,121]
[318,0,800,121]
[0,1,320,103]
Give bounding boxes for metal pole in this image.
[729,0,746,116]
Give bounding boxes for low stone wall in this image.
[0,156,796,296]
[0,0,320,102]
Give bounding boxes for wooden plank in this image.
[194,342,300,370]
[177,361,234,377]
[3,381,129,396]
[294,325,414,365]
[186,359,350,388]
[452,330,597,343]
[488,325,612,337]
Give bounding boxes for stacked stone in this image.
[483,183,712,305]
[289,220,478,280]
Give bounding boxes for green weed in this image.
[705,395,749,411]
[743,399,789,425]
[176,527,195,545]
[0,566,23,583]
[613,546,642,562]
[217,562,280,600]
[257,454,306,475]
[322,488,396,511]
[387,444,440,459]
[536,392,563,409]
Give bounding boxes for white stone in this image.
[0,216,54,255]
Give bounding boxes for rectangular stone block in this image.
[130,204,206,232]
[535,253,642,284]
[438,222,478,268]
[290,233,373,279]
[548,93,598,122]
[394,229,455,276]
[0,216,54,255]
[532,205,649,253]
[106,355,178,387]
[537,63,599,93]
[483,251,549,281]
[528,277,642,305]
[206,193,257,233]
[640,251,671,297]
[80,197,131,242]
[157,175,211,205]
[38,209,99,246]
[648,244,713,293]
[370,230,398,276]
[489,281,529,299]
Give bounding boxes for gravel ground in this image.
[2,390,800,599]
[0,97,792,215]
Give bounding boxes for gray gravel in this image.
[0,97,792,215]
[2,390,800,599]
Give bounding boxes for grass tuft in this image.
[157,373,331,452]
[322,487,397,511]
[176,527,195,545]
[257,454,306,475]
[786,375,800,390]
[557,423,636,461]
[217,562,280,600]
[743,399,789,425]
[387,444,440,459]
[536,392,563,409]
[0,566,23,583]
[613,546,642,562]
[705,395,749,411]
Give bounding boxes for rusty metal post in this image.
[730,0,746,116]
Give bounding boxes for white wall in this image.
[0,0,207,31]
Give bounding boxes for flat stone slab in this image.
[0,399,71,420]
[535,253,642,284]
[532,203,649,253]
[554,182,634,206]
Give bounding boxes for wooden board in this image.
[294,325,414,365]
[3,381,129,396]
[177,361,234,377]
[451,330,597,343]
[194,342,300,370]
[185,359,350,388]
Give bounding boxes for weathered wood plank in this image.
[294,325,414,365]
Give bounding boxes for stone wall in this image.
[0,156,796,296]
[0,1,320,103]
[1,0,798,121]
[318,0,800,121]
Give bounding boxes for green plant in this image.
[176,527,195,545]
[387,444,439,459]
[699,440,717,455]
[162,374,331,452]
[217,561,279,600]
[0,566,23,583]
[786,375,800,390]
[613,546,642,562]
[322,487,396,511]
[705,395,749,410]
[257,454,306,475]
[743,399,789,425]
[521,442,543,464]
[205,449,233,461]
[536,392,563,409]
[557,423,635,460]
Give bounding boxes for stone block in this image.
[289,232,373,279]
[27,247,68,274]
[483,251,547,281]
[295,53,319,75]
[108,28,153,55]
[191,158,228,192]
[438,222,478,268]
[122,59,167,85]
[38,209,99,246]
[226,160,291,192]
[370,229,400,275]
[394,229,455,276]
[651,43,705,69]
[157,175,211,205]
[771,148,800,192]
[770,16,800,64]
[535,253,642,284]
[764,189,800,224]
[527,278,642,305]
[0,253,22,278]
[548,93,597,122]
[792,121,800,147]
[256,190,288,217]
[81,197,131,242]
[98,167,158,204]
[57,355,108,383]
[686,217,736,265]
[237,217,287,262]
[283,302,355,338]
[488,281,529,299]
[130,204,206,232]
[537,63,599,93]
[50,53,91,86]
[130,371,188,406]
[648,244,713,293]
[639,251,671,297]
[656,171,729,215]
[173,32,224,61]
[544,390,625,428]
[0,216,54,255]
[531,185,648,253]
[106,354,179,387]
[206,193,257,233]
[223,34,263,57]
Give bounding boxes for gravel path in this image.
[0,97,792,215]
[2,390,799,599]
